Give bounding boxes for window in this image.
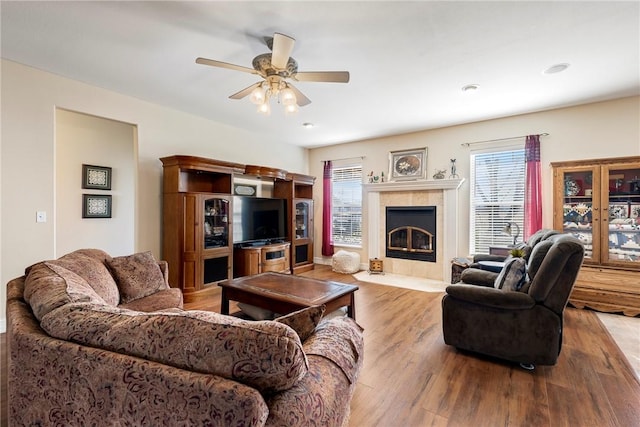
[332,163,363,246]
[470,147,525,254]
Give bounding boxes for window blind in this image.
[470,148,525,254]
[331,164,363,246]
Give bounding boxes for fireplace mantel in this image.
[364,178,465,282]
[363,178,464,193]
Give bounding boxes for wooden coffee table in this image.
[219,272,359,320]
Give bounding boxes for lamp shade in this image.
[280,87,297,106]
[250,86,266,105]
[257,102,271,115]
[502,222,520,244]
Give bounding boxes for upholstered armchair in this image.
[442,234,585,368]
[459,228,560,287]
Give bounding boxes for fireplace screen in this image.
[388,226,433,253]
[386,206,436,262]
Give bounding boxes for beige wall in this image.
[1,60,308,331]
[56,109,136,256]
[309,96,640,265]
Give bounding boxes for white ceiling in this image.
[2,1,638,148]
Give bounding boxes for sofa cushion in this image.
[118,288,183,312]
[40,304,308,394]
[24,262,107,321]
[275,305,326,342]
[107,251,168,304]
[494,257,527,291]
[49,249,120,306]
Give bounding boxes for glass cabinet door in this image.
[203,197,229,249]
[558,167,599,263]
[602,164,640,265]
[295,201,311,239]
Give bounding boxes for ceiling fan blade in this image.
[287,83,311,106]
[294,71,350,83]
[271,33,295,70]
[229,82,262,100]
[196,57,257,75]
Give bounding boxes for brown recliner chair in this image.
[442,233,585,369]
[459,228,560,287]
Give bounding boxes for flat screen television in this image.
[232,196,288,245]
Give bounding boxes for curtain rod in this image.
[461,133,549,147]
[319,156,365,163]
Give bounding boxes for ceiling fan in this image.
[196,32,350,114]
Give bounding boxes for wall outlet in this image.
[36,211,47,223]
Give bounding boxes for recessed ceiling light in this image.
[543,63,570,74]
[302,122,314,128]
[462,84,479,92]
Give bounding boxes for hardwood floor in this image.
[2,265,639,426]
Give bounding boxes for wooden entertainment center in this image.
[160,155,315,303]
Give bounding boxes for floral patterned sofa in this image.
[6,249,364,426]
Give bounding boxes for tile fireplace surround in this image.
[364,178,465,283]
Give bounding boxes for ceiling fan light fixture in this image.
[280,86,297,106]
[284,103,299,115]
[197,31,349,115]
[257,102,271,115]
[250,86,266,105]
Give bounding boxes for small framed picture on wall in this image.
[83,194,112,218]
[389,147,428,181]
[82,164,112,190]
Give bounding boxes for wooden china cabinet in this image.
[274,173,316,274]
[551,156,640,316]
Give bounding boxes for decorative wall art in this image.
[389,147,427,181]
[82,164,112,190]
[83,194,112,218]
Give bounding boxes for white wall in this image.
[1,59,308,331]
[309,96,640,265]
[56,109,136,256]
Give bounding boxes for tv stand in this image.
[234,242,291,278]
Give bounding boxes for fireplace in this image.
[364,178,463,282]
[386,206,436,262]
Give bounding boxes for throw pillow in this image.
[494,257,527,291]
[107,251,168,304]
[49,250,120,306]
[24,262,107,320]
[275,305,326,342]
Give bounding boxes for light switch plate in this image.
[36,211,47,223]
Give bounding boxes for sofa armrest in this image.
[472,254,507,263]
[445,284,535,310]
[265,316,364,427]
[459,268,498,287]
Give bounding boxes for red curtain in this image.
[322,161,334,256]
[524,135,542,239]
